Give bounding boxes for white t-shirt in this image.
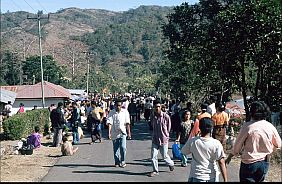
[106,108,130,140]
[181,136,226,181]
[4,104,13,116]
[208,103,216,116]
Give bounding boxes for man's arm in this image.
[108,124,112,139]
[167,114,171,133]
[126,123,131,139]
[218,158,228,182]
[125,111,131,139]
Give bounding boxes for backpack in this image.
[20,139,34,155]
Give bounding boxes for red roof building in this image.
[1,81,71,99]
[1,81,71,115]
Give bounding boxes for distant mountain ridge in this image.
[1,5,174,90]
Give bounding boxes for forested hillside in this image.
[1,5,173,93]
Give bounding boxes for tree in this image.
[161,2,225,104]
[212,0,282,117]
[22,55,65,85]
[1,50,22,85]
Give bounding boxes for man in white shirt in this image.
[4,101,13,117]
[207,96,217,116]
[106,99,131,168]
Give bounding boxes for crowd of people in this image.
[1,92,281,182]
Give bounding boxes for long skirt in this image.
[212,127,226,152]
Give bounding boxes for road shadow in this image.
[47,154,63,158]
[129,158,181,167]
[72,170,168,176]
[53,163,114,168]
[128,120,152,141]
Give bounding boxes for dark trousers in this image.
[91,120,102,142]
[239,158,269,182]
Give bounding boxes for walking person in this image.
[50,102,66,147]
[106,99,131,168]
[225,101,282,182]
[144,98,153,129]
[181,117,227,182]
[188,103,211,139]
[89,101,104,144]
[148,99,174,177]
[175,109,194,167]
[127,98,137,126]
[212,102,229,152]
[70,102,81,145]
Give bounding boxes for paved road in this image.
[42,119,239,182]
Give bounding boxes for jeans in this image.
[239,159,269,182]
[188,176,218,182]
[72,127,79,144]
[53,128,63,147]
[180,143,189,165]
[151,143,174,172]
[112,134,127,165]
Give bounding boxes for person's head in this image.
[33,105,37,109]
[174,106,180,113]
[250,101,270,121]
[199,117,213,136]
[115,99,122,112]
[8,101,11,104]
[153,99,162,115]
[72,101,77,108]
[210,96,217,103]
[91,100,97,107]
[201,103,208,113]
[161,104,166,112]
[186,102,192,109]
[215,102,225,112]
[182,109,192,121]
[34,126,40,133]
[62,136,68,143]
[58,102,64,108]
[20,103,24,107]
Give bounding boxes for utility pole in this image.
[27,11,49,108]
[83,51,96,98]
[72,50,75,82]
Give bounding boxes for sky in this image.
[1,0,199,14]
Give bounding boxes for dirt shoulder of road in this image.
[0,136,62,182]
[0,137,281,182]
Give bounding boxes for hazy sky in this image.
[1,0,199,14]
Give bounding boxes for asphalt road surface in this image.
[42,119,239,182]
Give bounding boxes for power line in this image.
[23,0,37,13]
[35,0,48,13]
